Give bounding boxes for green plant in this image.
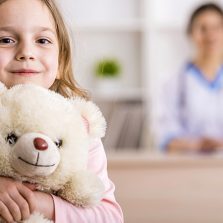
[95,58,121,78]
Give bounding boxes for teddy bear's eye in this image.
[55,139,63,148]
[6,133,18,145]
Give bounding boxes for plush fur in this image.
[0,83,106,223]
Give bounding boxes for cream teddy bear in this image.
[0,83,106,223]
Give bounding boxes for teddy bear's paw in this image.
[58,170,105,207]
[22,212,53,223]
[0,212,52,223]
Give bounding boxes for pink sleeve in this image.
[52,139,124,223]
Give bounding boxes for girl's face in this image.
[0,0,59,88]
[190,10,223,56]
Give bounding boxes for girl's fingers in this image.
[3,194,22,222]
[0,179,36,221]
[0,200,14,223]
[23,182,37,191]
[17,184,36,215]
[9,189,30,221]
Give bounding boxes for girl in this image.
[154,3,223,153]
[0,0,123,222]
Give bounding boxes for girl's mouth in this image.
[11,69,40,76]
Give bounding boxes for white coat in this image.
[152,62,223,150]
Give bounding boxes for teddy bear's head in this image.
[0,83,106,191]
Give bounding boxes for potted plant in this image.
[94,58,121,91]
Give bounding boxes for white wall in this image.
[56,0,142,91]
[57,0,223,94]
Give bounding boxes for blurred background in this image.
[57,0,223,222]
[57,0,206,152]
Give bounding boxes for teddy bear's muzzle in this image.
[10,132,61,177]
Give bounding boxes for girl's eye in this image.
[37,38,51,44]
[6,133,18,145]
[54,139,63,148]
[0,38,15,44]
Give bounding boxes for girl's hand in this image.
[23,183,55,221]
[0,176,36,222]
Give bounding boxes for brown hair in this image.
[187,3,223,34]
[0,0,89,99]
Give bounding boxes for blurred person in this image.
[154,3,223,154]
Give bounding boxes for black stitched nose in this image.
[33,137,48,151]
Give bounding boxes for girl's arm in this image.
[52,139,124,223]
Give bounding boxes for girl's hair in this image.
[187,2,223,34]
[0,0,89,99]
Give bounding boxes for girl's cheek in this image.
[48,57,59,73]
[0,51,13,64]
[0,58,7,70]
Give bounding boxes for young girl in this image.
[0,0,123,222]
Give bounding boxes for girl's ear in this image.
[0,82,7,95]
[70,97,106,138]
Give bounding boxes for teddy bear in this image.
[0,82,106,223]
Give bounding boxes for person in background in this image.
[0,0,123,222]
[154,3,223,154]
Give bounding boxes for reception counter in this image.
[107,151,223,223]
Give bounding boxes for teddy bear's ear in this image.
[0,82,7,95]
[70,97,106,138]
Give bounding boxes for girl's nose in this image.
[15,43,35,61]
[33,137,48,151]
[16,54,35,61]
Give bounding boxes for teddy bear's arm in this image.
[57,170,105,207]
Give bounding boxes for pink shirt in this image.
[52,139,124,223]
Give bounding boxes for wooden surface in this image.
[107,152,223,223]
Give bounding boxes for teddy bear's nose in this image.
[33,137,48,151]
